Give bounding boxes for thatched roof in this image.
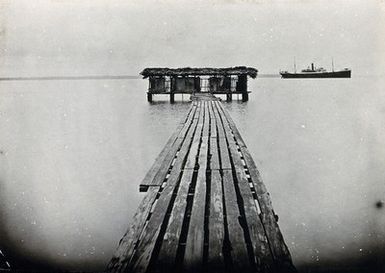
[140,66,258,79]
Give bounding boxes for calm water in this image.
[0,76,384,272]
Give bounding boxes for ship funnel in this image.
[311,63,314,70]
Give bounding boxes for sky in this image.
[0,0,384,76]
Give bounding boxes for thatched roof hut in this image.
[140,66,258,79]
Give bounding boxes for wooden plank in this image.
[215,101,267,193]
[208,101,215,119]
[218,137,231,170]
[185,103,204,169]
[209,137,220,170]
[227,139,275,270]
[217,102,295,271]
[214,102,235,145]
[210,110,217,139]
[156,169,195,270]
[180,103,195,124]
[184,135,209,271]
[216,100,271,267]
[214,103,232,170]
[215,101,246,148]
[202,102,210,137]
[215,102,269,195]
[156,101,205,269]
[207,170,225,272]
[128,114,200,273]
[222,170,252,272]
[156,102,205,268]
[248,173,295,271]
[212,102,225,139]
[106,186,160,273]
[193,102,202,120]
[198,101,204,121]
[139,104,198,189]
[178,104,198,139]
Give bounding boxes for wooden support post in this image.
[170,76,176,103]
[147,93,153,102]
[237,74,248,102]
[242,92,248,102]
[226,93,232,102]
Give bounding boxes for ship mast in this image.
[294,57,297,73]
[332,58,334,72]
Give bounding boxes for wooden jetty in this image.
[106,93,296,273]
[141,67,257,103]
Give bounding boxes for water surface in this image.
[0,76,384,272]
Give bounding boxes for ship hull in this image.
[280,70,351,78]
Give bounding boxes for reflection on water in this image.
[0,77,384,272]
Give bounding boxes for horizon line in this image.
[0,73,381,81]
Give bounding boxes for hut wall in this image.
[172,77,199,93]
[219,76,231,92]
[184,77,196,93]
[149,77,166,93]
[194,77,201,92]
[209,77,220,92]
[172,77,185,92]
[209,76,231,93]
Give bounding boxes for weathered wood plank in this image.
[209,137,220,170]
[213,102,235,145]
[208,101,215,119]
[185,103,204,169]
[215,101,246,147]
[227,138,275,271]
[181,102,196,124]
[207,170,225,272]
[217,102,295,271]
[249,181,295,272]
[216,100,273,269]
[218,136,232,170]
[178,104,198,138]
[222,169,252,272]
[106,186,160,273]
[128,113,200,273]
[210,111,218,139]
[198,101,205,121]
[156,102,205,268]
[184,135,208,271]
[216,101,268,194]
[215,102,268,195]
[214,104,232,170]
[139,104,198,190]
[156,169,195,270]
[202,102,210,137]
[212,102,225,139]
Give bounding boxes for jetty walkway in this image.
[107,94,295,273]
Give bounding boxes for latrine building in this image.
[141,67,258,102]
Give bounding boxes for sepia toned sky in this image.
[0,0,384,76]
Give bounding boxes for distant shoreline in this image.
[0,74,281,81]
[0,74,382,81]
[0,75,142,81]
